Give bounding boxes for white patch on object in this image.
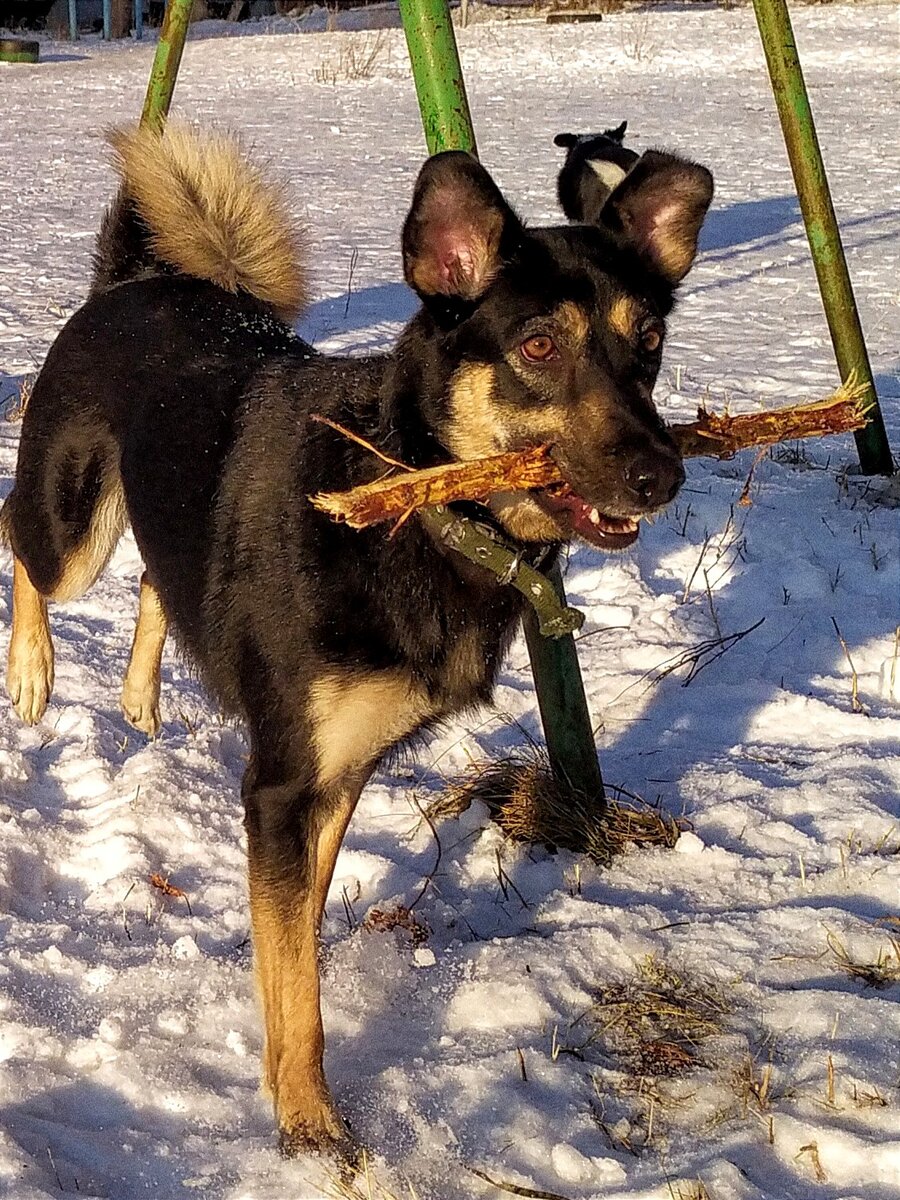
[42,945,64,968]
[588,159,627,191]
[674,830,705,855]
[97,1018,123,1045]
[158,1011,188,1036]
[446,980,552,1033]
[413,947,436,968]
[225,1029,247,1057]
[551,1144,593,1184]
[84,964,115,992]
[171,935,200,961]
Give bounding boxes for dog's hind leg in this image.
[121,572,168,737]
[4,440,126,725]
[7,557,54,726]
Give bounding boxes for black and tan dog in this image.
[2,126,712,1154]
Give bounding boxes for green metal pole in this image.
[753,0,893,476]
[397,0,478,158]
[398,0,605,804]
[523,563,604,799]
[140,0,193,131]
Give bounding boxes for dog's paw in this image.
[120,678,161,737]
[277,1105,358,1164]
[7,638,54,725]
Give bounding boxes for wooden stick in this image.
[309,380,867,530]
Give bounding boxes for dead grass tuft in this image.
[827,930,900,989]
[362,903,429,947]
[668,1181,714,1200]
[731,1054,777,1115]
[4,374,34,422]
[432,748,680,865]
[320,1150,420,1200]
[587,955,730,1074]
[314,33,387,84]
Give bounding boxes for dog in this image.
[2,124,712,1155]
[2,121,644,739]
[554,122,640,224]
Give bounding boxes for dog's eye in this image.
[641,327,663,354]
[521,335,558,363]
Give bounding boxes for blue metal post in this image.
[102,0,111,39]
[135,0,143,39]
[68,0,78,40]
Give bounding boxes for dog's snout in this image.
[623,452,685,509]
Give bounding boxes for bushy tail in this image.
[91,124,308,323]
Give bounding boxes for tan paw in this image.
[277,1100,356,1162]
[120,678,161,737]
[7,638,54,725]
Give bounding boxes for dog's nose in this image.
[623,453,685,509]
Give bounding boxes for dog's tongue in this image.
[542,489,639,550]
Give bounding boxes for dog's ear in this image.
[403,151,521,301]
[608,120,628,142]
[600,150,713,284]
[554,132,579,149]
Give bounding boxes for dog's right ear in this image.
[608,120,628,142]
[554,133,579,149]
[403,151,522,302]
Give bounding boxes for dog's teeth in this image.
[588,507,601,525]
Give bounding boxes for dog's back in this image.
[554,122,639,223]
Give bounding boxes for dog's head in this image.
[401,150,713,553]
[554,121,628,151]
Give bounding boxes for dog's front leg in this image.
[243,771,362,1158]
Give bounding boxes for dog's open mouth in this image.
[536,486,640,550]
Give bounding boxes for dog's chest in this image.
[441,625,492,703]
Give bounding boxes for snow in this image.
[0,5,899,1198]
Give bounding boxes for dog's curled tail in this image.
[91,124,308,323]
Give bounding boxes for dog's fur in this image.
[554,122,640,224]
[3,125,712,1154]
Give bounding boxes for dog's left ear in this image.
[600,150,713,284]
[403,151,521,302]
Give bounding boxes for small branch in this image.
[310,383,867,529]
[310,446,557,528]
[309,414,411,472]
[468,1167,573,1200]
[656,618,766,687]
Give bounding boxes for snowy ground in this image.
[0,5,899,1199]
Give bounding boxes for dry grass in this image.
[586,955,731,1074]
[4,374,33,422]
[362,903,429,946]
[320,1150,420,1200]
[668,1181,713,1200]
[432,747,679,865]
[314,33,387,84]
[731,1054,777,1116]
[827,930,900,988]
